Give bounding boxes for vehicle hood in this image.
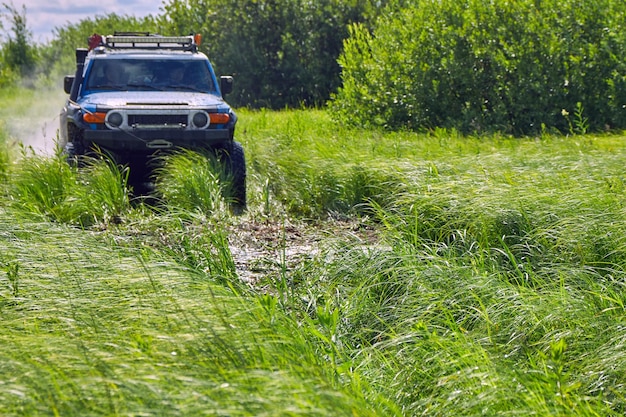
[79,91,228,108]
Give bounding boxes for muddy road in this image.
[228,218,379,284]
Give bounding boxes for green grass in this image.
[8,150,130,226]
[0,213,386,415]
[154,149,228,216]
[3,104,626,415]
[0,122,10,184]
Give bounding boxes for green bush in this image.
[38,14,159,79]
[159,0,386,108]
[1,4,39,79]
[331,0,626,135]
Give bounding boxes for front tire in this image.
[218,141,246,213]
[63,141,86,167]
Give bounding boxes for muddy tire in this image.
[63,141,86,167]
[219,141,247,214]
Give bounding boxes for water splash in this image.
[2,88,66,156]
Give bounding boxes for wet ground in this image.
[227,217,380,284]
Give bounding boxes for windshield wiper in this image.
[162,84,209,93]
[90,84,125,90]
[126,82,165,91]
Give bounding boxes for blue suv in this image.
[60,32,246,210]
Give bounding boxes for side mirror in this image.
[220,76,233,96]
[64,76,75,94]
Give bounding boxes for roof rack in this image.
[89,32,199,52]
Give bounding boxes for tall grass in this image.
[154,149,227,216]
[303,238,624,415]
[0,211,391,416]
[236,110,626,414]
[0,122,10,186]
[4,106,626,414]
[238,109,408,217]
[8,150,130,226]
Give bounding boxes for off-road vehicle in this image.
[60,32,245,210]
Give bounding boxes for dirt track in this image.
[228,218,379,284]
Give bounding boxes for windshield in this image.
[86,59,216,93]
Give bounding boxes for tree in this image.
[331,0,626,135]
[159,0,386,108]
[1,2,38,78]
[39,14,159,79]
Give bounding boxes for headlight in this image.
[106,111,123,128]
[192,111,209,128]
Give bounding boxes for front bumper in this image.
[83,128,233,151]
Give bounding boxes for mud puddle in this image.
[227,218,380,284]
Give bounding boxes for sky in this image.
[9,0,166,43]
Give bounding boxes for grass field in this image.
[1,91,626,415]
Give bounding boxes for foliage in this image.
[8,150,130,226]
[0,3,39,85]
[0,122,9,183]
[0,212,389,416]
[331,0,626,135]
[237,109,405,217]
[158,0,386,108]
[154,149,227,216]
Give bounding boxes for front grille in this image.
[128,114,187,126]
